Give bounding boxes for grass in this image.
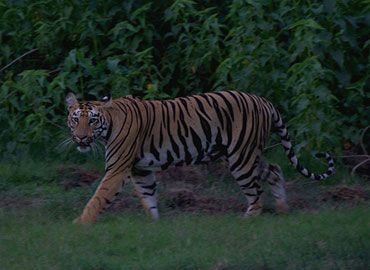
[1,149,370,270]
[1,207,370,270]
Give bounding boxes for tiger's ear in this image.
[101,94,112,109]
[66,93,78,110]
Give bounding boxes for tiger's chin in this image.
[77,145,91,153]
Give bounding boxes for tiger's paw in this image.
[243,211,262,218]
[243,205,263,218]
[72,215,96,225]
[276,202,290,214]
[73,216,82,224]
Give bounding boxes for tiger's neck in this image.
[103,99,152,149]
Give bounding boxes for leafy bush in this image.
[0,0,369,155]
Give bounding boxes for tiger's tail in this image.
[272,108,334,181]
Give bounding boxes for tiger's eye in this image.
[89,118,98,125]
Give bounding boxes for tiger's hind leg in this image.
[131,170,159,220]
[229,156,264,217]
[258,159,289,214]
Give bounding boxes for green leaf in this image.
[107,58,120,73]
[330,50,344,68]
[288,19,325,30]
[324,0,337,13]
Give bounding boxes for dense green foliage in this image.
[1,0,369,154]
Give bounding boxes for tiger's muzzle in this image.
[73,135,93,153]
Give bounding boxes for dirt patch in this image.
[321,185,370,202]
[165,188,197,208]
[163,188,245,214]
[107,191,142,213]
[0,197,45,209]
[157,164,231,187]
[11,164,365,215]
[188,196,246,213]
[285,181,296,192]
[58,166,103,189]
[106,187,246,215]
[156,166,210,189]
[288,197,309,209]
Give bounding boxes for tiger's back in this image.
[133,91,272,173]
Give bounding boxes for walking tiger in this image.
[66,90,334,224]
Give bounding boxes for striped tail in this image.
[272,109,334,181]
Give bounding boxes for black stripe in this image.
[209,96,224,129]
[140,102,156,157]
[169,100,177,121]
[227,91,242,112]
[228,95,248,156]
[197,111,212,143]
[159,123,164,148]
[161,103,167,129]
[198,93,212,107]
[165,101,171,136]
[214,92,235,121]
[222,108,233,147]
[103,111,113,141]
[106,134,137,172]
[106,102,128,150]
[193,96,211,120]
[235,162,258,181]
[106,105,135,160]
[177,122,192,164]
[229,114,255,171]
[179,97,191,117]
[161,150,174,170]
[143,190,157,196]
[141,182,157,190]
[106,123,130,163]
[104,197,111,205]
[189,127,203,157]
[169,133,180,158]
[150,135,160,161]
[178,105,189,137]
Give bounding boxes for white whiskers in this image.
[90,141,105,156]
[58,137,75,152]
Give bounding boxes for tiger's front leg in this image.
[73,171,126,224]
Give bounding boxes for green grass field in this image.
[1,151,369,270]
[1,207,369,270]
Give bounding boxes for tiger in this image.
[66,90,334,224]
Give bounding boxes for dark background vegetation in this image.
[0,0,369,156]
[1,2,370,269]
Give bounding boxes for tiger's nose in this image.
[74,135,88,143]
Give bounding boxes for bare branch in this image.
[0,48,39,73]
[263,142,282,152]
[334,126,370,178]
[359,125,370,155]
[351,157,370,178]
[0,90,17,105]
[334,155,370,159]
[47,67,64,74]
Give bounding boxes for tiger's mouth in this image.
[72,135,93,153]
[77,144,91,153]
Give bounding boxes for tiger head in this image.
[66,93,112,153]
